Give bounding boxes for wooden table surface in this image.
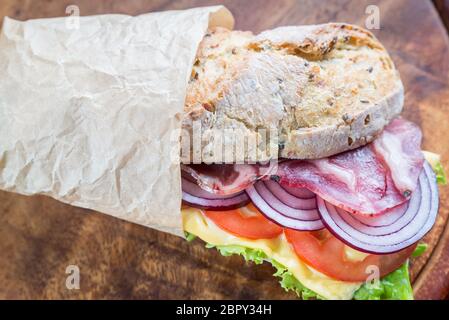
[0,0,448,299]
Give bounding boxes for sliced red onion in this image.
[182,178,250,210]
[264,180,316,209]
[245,181,324,231]
[317,162,438,254]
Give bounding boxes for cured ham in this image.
[181,162,276,195]
[182,118,424,214]
[372,118,424,195]
[277,118,424,215]
[278,147,405,214]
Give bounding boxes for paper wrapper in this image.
[0,6,234,237]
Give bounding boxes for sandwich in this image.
[179,24,446,300]
[0,12,444,300]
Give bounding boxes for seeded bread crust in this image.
[182,23,404,163]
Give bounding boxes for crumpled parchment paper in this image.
[0,6,234,237]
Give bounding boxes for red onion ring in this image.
[245,181,324,231]
[317,162,438,254]
[264,180,316,209]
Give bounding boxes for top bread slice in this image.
[181,23,404,163]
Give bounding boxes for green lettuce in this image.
[434,161,447,185]
[354,244,427,300]
[423,151,447,185]
[412,243,428,258]
[206,244,267,265]
[202,242,421,300]
[184,231,197,242]
[206,244,321,299]
[271,259,323,300]
[353,261,413,300]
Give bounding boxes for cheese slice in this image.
[182,207,362,300]
[423,150,441,168]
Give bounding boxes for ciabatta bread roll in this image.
[182,23,403,163]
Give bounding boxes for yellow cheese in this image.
[423,150,441,168]
[344,245,370,262]
[182,207,362,300]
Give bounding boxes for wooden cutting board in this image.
[0,0,448,299]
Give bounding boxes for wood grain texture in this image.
[434,0,449,32]
[0,0,448,299]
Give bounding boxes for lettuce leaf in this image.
[271,260,323,300]
[354,242,427,300]
[412,243,428,258]
[354,261,413,300]
[423,151,447,185]
[206,244,267,265]
[203,242,417,300]
[184,231,197,242]
[206,244,321,299]
[191,238,429,300]
[434,161,447,185]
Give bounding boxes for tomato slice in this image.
[284,229,416,282]
[204,204,283,239]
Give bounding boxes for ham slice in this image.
[182,118,424,214]
[181,162,276,195]
[277,118,424,215]
[372,118,424,195]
